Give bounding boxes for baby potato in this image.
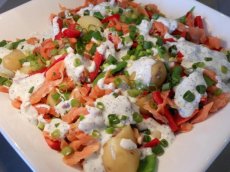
[2,50,25,71]
[77,16,102,30]
[151,61,167,87]
[102,126,140,172]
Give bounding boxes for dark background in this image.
[0,0,229,172]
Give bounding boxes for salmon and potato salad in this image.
[0,0,230,171]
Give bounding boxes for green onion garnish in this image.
[52,93,60,101]
[127,89,141,97]
[106,55,117,64]
[203,75,216,87]
[0,40,7,47]
[37,122,45,131]
[71,99,80,107]
[196,85,206,94]
[152,13,160,20]
[204,57,213,61]
[152,144,164,155]
[214,88,223,96]
[160,139,168,147]
[74,58,81,67]
[51,129,61,139]
[28,86,34,94]
[143,135,151,142]
[132,112,143,123]
[108,114,120,125]
[96,102,105,110]
[221,65,228,74]
[143,41,153,49]
[120,115,128,121]
[105,127,115,134]
[83,10,90,16]
[91,130,100,138]
[192,62,205,69]
[113,77,122,87]
[162,83,171,91]
[61,146,73,156]
[93,12,104,20]
[79,115,85,121]
[183,90,195,102]
[171,66,182,87]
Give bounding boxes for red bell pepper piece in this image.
[63,28,81,38]
[164,107,178,132]
[44,137,61,151]
[143,138,160,148]
[89,51,104,82]
[57,18,63,30]
[152,91,163,105]
[101,14,120,23]
[163,38,176,43]
[177,51,184,62]
[194,16,204,29]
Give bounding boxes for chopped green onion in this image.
[93,72,105,86]
[50,49,58,56]
[106,55,117,64]
[108,114,120,125]
[74,58,81,67]
[196,85,206,94]
[221,65,228,74]
[61,146,73,156]
[28,86,35,94]
[92,130,101,138]
[55,123,60,127]
[156,36,163,46]
[79,115,85,121]
[92,31,103,41]
[89,43,97,55]
[9,39,25,50]
[137,154,157,172]
[160,139,168,148]
[0,40,7,47]
[83,9,90,16]
[71,99,80,107]
[127,89,141,97]
[51,129,61,139]
[143,129,151,135]
[171,66,182,87]
[183,90,195,102]
[143,135,151,142]
[168,45,178,57]
[143,41,153,49]
[0,58,2,64]
[37,122,45,131]
[113,77,122,87]
[152,13,160,20]
[111,61,127,75]
[214,88,223,96]
[204,57,213,61]
[226,51,230,62]
[105,127,115,134]
[96,102,105,110]
[112,93,119,98]
[162,83,171,91]
[192,62,205,69]
[52,93,60,101]
[203,75,216,87]
[132,112,143,123]
[152,144,164,155]
[93,12,104,20]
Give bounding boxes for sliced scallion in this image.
[196,85,206,94]
[61,146,73,156]
[132,112,143,123]
[51,129,61,139]
[96,102,105,110]
[221,65,228,74]
[183,90,195,102]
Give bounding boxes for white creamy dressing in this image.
[78,106,105,134]
[156,17,178,33]
[96,94,135,125]
[175,70,207,118]
[140,147,153,159]
[17,41,38,55]
[120,139,137,150]
[138,118,175,144]
[64,53,96,83]
[97,77,115,90]
[44,118,70,139]
[97,40,116,59]
[170,39,230,83]
[0,47,14,77]
[52,16,60,38]
[55,99,72,116]
[9,72,45,123]
[127,57,156,86]
[83,151,106,172]
[9,72,45,102]
[37,114,48,124]
[77,2,111,16]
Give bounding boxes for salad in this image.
[0,0,230,171]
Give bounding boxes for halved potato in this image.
[102,126,140,172]
[151,61,167,87]
[2,50,25,71]
[77,16,102,30]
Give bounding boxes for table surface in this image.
[0,0,230,172]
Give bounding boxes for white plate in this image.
[0,0,230,172]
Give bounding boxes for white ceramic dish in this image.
[0,0,230,172]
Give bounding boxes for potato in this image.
[151,61,167,87]
[102,126,140,172]
[136,94,153,115]
[2,50,25,71]
[77,16,102,30]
